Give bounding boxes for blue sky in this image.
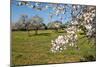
[11,1,72,24]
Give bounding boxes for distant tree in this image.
[11,22,17,31]
[47,21,62,32]
[15,14,28,31]
[30,15,44,35]
[14,14,33,36]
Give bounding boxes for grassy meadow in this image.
[12,30,96,66]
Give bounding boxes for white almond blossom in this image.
[51,23,78,53]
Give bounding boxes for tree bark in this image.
[35,28,38,35]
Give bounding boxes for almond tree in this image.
[14,14,28,31]
[30,15,44,35]
[47,21,62,32]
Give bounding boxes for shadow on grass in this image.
[28,33,51,37]
[57,31,65,33]
[52,30,65,33]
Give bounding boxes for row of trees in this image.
[12,15,69,34]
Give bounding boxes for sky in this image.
[11,0,72,24]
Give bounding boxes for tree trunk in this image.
[35,29,38,35]
[55,28,58,32]
[27,30,30,36]
[26,26,30,36]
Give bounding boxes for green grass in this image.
[12,30,96,66]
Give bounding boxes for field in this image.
[12,30,96,66]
